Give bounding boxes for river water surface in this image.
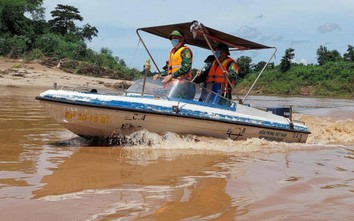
[0,86,353,221]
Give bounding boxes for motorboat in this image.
[36,21,310,143]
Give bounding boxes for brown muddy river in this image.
[0,86,353,221]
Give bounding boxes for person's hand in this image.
[153,74,161,80]
[162,75,173,83]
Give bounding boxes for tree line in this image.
[0,0,141,80]
[236,46,354,98]
[235,45,354,76]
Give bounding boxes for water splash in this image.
[119,112,354,152]
[296,114,354,145]
[52,114,353,155]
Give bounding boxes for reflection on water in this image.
[0,86,353,221]
[32,147,228,199]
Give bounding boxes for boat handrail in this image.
[292,120,306,125]
[56,85,124,96]
[126,92,170,101]
[57,85,91,92]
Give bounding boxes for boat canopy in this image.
[137,20,272,51]
[137,20,276,103]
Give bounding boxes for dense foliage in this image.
[317,45,341,66]
[237,59,354,98]
[234,45,354,98]
[0,0,141,80]
[279,48,295,73]
[0,1,353,96]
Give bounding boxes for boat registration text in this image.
[64,111,111,124]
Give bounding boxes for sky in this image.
[42,0,354,71]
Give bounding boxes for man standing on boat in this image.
[153,30,195,99]
[153,30,193,83]
[206,43,239,101]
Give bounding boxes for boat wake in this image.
[296,114,354,145]
[124,114,352,148]
[52,114,353,155]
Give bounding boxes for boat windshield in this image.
[126,77,236,107]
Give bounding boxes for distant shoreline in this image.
[2,58,352,100]
[0,58,128,89]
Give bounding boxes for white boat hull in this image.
[39,98,309,143]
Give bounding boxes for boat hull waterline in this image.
[36,90,310,143]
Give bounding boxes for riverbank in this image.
[237,61,354,99]
[0,58,130,90]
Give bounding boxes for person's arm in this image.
[171,48,192,78]
[153,70,167,80]
[227,61,238,81]
[194,65,210,83]
[160,71,168,76]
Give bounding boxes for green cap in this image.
[168,30,184,39]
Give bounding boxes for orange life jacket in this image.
[207,57,235,82]
[167,46,192,79]
[207,57,238,94]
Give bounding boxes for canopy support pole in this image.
[197,23,242,103]
[136,29,162,97]
[242,47,277,103]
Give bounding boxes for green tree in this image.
[316,45,342,65]
[48,4,83,35]
[237,56,252,78]
[0,0,40,35]
[279,48,295,72]
[253,61,267,72]
[24,0,45,20]
[79,24,98,42]
[119,60,126,67]
[0,0,46,54]
[48,4,98,42]
[343,45,354,62]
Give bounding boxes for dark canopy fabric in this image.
[137,21,272,51]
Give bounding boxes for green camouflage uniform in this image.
[161,47,193,78]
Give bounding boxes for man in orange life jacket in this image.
[205,43,239,102]
[153,30,195,99]
[154,30,193,82]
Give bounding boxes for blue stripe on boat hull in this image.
[36,96,310,134]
